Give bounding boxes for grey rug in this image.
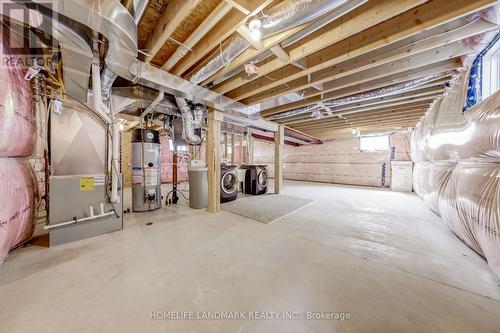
[222,194,313,223]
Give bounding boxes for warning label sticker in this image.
[145,168,158,187]
[80,177,95,191]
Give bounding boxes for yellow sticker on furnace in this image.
[80,177,95,191]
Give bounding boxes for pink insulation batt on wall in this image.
[0,50,35,157]
[253,131,411,187]
[0,159,38,263]
[0,33,38,264]
[159,135,188,183]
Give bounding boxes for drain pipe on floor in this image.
[44,204,116,230]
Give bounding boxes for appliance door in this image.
[257,168,269,188]
[221,170,238,195]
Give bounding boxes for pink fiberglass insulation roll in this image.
[0,158,38,263]
[438,162,500,277]
[0,34,35,157]
[159,136,188,183]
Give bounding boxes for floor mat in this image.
[222,194,313,223]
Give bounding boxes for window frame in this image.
[359,134,390,152]
[482,38,500,99]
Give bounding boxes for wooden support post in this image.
[239,134,244,166]
[224,132,228,162]
[247,131,254,164]
[206,109,222,213]
[230,133,235,165]
[274,125,284,194]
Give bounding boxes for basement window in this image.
[482,36,500,99]
[359,135,389,152]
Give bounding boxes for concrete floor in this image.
[0,180,499,332]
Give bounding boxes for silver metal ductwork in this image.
[0,3,93,102]
[120,0,148,24]
[188,0,349,84]
[174,97,205,145]
[112,86,179,116]
[54,22,93,102]
[18,0,258,116]
[209,0,367,87]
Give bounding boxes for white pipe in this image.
[111,124,120,203]
[92,57,119,203]
[44,211,115,230]
[91,59,112,124]
[89,205,94,217]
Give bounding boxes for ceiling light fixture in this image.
[250,29,261,41]
[249,18,261,31]
[248,18,262,41]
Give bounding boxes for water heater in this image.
[131,128,161,211]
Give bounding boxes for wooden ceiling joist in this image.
[296,112,427,131]
[213,0,427,94]
[201,0,368,86]
[161,1,233,71]
[169,0,273,76]
[214,0,495,98]
[282,104,431,126]
[292,114,426,132]
[260,58,461,118]
[304,118,422,134]
[261,69,461,117]
[228,18,495,103]
[240,40,471,105]
[287,106,430,130]
[144,0,201,63]
[290,94,439,128]
[275,79,447,124]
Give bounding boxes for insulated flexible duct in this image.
[188,0,348,84]
[174,97,205,145]
[268,73,448,120]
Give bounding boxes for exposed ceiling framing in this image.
[136,0,499,139]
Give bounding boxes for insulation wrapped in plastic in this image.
[438,162,500,277]
[0,158,38,263]
[412,89,500,162]
[253,133,411,188]
[268,73,448,120]
[0,36,35,157]
[188,0,347,84]
[413,162,456,215]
